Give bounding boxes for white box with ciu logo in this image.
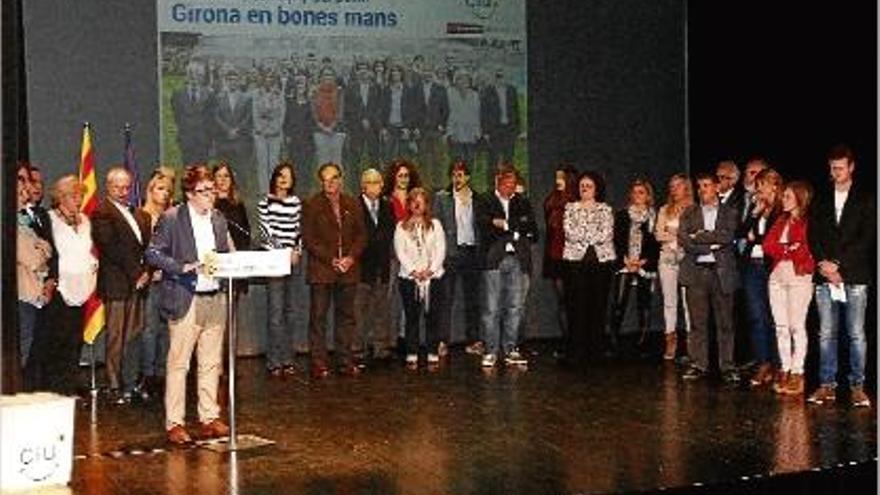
[0,393,75,491]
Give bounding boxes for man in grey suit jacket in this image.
[678,172,740,383]
[146,165,232,445]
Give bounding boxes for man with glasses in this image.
[715,160,744,214]
[302,163,367,378]
[92,166,152,404]
[146,164,233,444]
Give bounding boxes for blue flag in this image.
[123,123,142,207]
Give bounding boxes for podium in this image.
[203,249,291,452]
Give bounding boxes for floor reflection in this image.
[63,350,875,494]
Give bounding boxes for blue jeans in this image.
[140,283,169,377]
[815,284,869,387]
[742,261,777,366]
[266,263,308,369]
[482,256,527,357]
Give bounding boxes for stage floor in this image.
[67,347,876,494]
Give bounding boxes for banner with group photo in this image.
[157,0,527,200]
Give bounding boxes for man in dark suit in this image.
[808,145,876,408]
[302,163,367,378]
[355,168,396,361]
[172,62,213,165]
[91,166,152,403]
[477,165,537,368]
[480,68,520,181]
[213,70,253,189]
[413,66,449,188]
[344,62,383,179]
[145,164,232,445]
[377,65,420,163]
[715,160,744,215]
[678,172,740,383]
[433,160,482,353]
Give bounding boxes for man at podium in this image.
[145,164,233,445]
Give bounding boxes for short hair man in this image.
[807,145,876,407]
[678,172,741,383]
[91,166,152,403]
[433,160,483,354]
[355,168,396,360]
[478,165,537,368]
[302,163,367,378]
[715,160,743,213]
[146,164,233,444]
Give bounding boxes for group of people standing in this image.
[171,53,521,198]
[15,144,874,445]
[540,145,874,410]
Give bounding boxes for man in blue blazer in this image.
[146,164,232,445]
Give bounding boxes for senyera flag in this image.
[79,123,105,345]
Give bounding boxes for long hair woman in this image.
[654,173,693,360]
[609,178,660,356]
[543,164,578,358]
[257,161,306,377]
[393,187,446,368]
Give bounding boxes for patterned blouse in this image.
[563,201,616,262]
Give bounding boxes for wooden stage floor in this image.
[66,347,876,494]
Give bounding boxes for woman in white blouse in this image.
[42,175,98,394]
[562,171,616,364]
[654,173,693,360]
[393,187,446,368]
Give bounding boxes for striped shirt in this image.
[257,195,302,250]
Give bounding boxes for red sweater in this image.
[762,215,815,275]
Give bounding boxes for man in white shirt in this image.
[91,167,151,404]
[808,145,876,408]
[146,165,233,444]
[433,161,483,354]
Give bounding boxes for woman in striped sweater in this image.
[258,161,305,377]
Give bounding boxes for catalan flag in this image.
[79,123,105,344]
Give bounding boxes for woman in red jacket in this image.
[763,181,815,397]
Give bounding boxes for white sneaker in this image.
[505,349,528,366]
[427,353,440,364]
[405,354,418,366]
[481,353,497,368]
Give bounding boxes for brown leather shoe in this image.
[663,333,676,360]
[310,363,330,379]
[198,419,230,439]
[773,372,790,395]
[750,363,774,387]
[338,363,362,377]
[785,373,805,396]
[167,425,193,445]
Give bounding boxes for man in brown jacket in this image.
[302,162,367,378]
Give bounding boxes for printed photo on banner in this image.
[157,0,527,204]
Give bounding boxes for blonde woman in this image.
[654,173,693,360]
[393,187,446,367]
[139,169,174,398]
[609,179,659,355]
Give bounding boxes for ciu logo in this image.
[18,435,64,482]
[464,0,499,20]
